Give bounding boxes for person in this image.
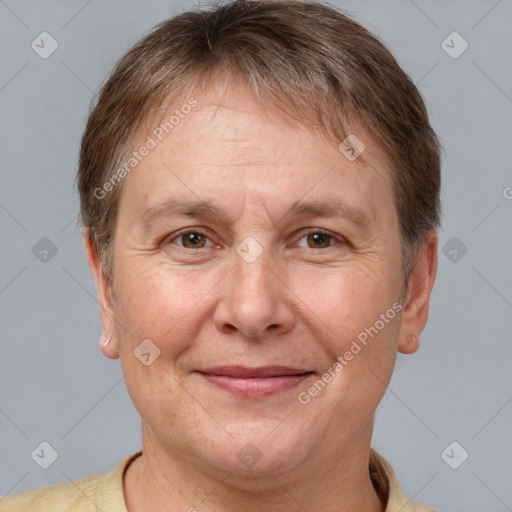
[1,0,441,510]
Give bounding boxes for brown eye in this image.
[178,231,208,249]
[307,232,332,248]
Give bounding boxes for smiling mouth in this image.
[197,365,315,398]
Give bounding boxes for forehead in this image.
[120,76,396,228]
[136,74,387,165]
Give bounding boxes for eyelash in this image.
[165,228,344,250]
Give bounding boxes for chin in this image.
[198,423,312,477]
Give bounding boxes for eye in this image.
[168,229,213,249]
[164,228,344,251]
[296,229,342,249]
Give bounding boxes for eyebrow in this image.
[140,197,373,230]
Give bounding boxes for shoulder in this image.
[407,502,437,512]
[406,501,437,512]
[0,451,142,512]
[0,474,104,511]
[369,448,437,512]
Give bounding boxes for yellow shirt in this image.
[1,448,436,511]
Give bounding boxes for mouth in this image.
[197,365,315,398]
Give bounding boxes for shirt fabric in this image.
[1,448,435,511]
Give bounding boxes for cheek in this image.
[112,261,215,356]
[292,263,399,353]
[301,265,401,407]
[111,264,204,424]
[299,277,400,425]
[115,272,169,338]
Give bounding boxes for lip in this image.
[198,365,314,398]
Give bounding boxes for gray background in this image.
[0,0,511,510]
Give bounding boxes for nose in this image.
[212,242,296,339]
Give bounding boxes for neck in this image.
[123,424,385,512]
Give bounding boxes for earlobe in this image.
[100,335,120,359]
[398,333,419,354]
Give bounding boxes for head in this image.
[79,0,440,478]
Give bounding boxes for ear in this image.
[83,230,120,359]
[398,231,438,354]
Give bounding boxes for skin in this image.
[85,75,437,512]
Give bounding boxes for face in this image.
[87,76,437,477]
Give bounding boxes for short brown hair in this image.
[77,0,442,284]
